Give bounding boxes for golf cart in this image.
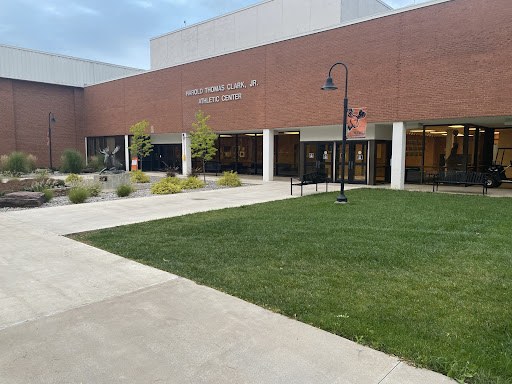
[486,147,512,188]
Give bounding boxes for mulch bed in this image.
[0,179,35,195]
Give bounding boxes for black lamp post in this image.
[48,112,56,170]
[322,62,349,203]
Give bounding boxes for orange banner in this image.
[347,108,367,139]
[131,158,138,171]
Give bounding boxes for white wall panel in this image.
[151,133,182,144]
[235,6,259,48]
[165,33,182,67]
[214,15,236,54]
[197,22,216,59]
[311,0,342,31]
[281,0,311,37]
[300,126,341,142]
[257,1,283,43]
[150,0,393,70]
[341,0,390,22]
[180,27,199,63]
[0,45,144,87]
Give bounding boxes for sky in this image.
[0,0,429,69]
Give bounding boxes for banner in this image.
[347,108,368,139]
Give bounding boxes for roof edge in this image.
[0,44,146,72]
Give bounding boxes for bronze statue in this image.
[99,146,123,174]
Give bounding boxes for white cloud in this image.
[133,0,154,8]
[39,2,99,17]
[73,4,100,15]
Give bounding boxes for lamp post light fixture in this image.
[48,112,56,170]
[322,62,349,204]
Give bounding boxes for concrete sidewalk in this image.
[3,180,296,235]
[0,180,456,384]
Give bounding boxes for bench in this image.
[204,162,222,176]
[433,170,488,195]
[291,172,329,196]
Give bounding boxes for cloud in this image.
[40,2,99,17]
[73,4,100,15]
[132,0,153,8]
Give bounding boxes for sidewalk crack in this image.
[377,361,401,384]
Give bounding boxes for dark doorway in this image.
[142,144,182,172]
[275,132,300,177]
[375,141,392,183]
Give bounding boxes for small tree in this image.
[190,110,218,182]
[128,120,154,170]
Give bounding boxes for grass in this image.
[73,189,512,383]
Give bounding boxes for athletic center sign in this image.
[185,80,259,105]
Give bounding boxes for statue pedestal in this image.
[93,172,130,190]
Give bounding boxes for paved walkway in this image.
[0,179,455,384]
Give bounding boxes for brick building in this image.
[1,0,511,188]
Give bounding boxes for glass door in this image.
[336,141,368,184]
[375,141,391,183]
[304,142,333,181]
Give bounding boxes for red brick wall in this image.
[0,79,84,168]
[82,0,512,137]
[0,78,17,157]
[3,0,511,161]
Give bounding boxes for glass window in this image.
[276,132,299,176]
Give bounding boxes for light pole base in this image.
[335,194,348,204]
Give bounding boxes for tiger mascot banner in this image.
[347,108,367,139]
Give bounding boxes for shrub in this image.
[42,189,54,202]
[181,176,206,190]
[68,187,89,204]
[130,170,150,183]
[35,169,49,179]
[190,167,202,178]
[30,178,62,192]
[2,152,31,175]
[162,161,179,178]
[60,149,84,174]
[163,176,182,185]
[151,178,182,195]
[0,155,8,172]
[217,171,242,187]
[87,154,105,172]
[85,183,102,197]
[65,174,83,185]
[116,184,136,197]
[27,155,37,172]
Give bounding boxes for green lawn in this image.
[74,189,512,383]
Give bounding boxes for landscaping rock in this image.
[52,187,71,197]
[0,192,45,207]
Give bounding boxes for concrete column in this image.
[124,135,129,171]
[391,122,406,190]
[182,133,192,176]
[263,129,275,181]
